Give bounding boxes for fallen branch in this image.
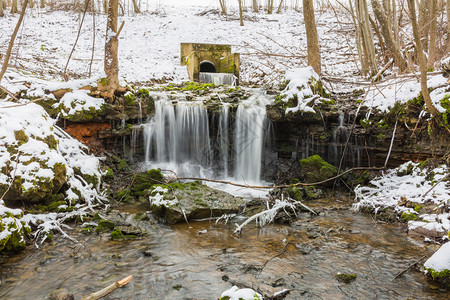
[177,166,384,190]
[256,241,294,277]
[0,84,19,101]
[80,275,133,300]
[393,256,426,279]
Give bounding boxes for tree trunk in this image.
[11,0,17,13]
[0,0,28,83]
[447,0,450,53]
[349,0,366,74]
[103,0,107,13]
[253,0,258,12]
[407,0,440,116]
[277,0,284,13]
[427,0,437,69]
[303,0,321,74]
[40,0,44,8]
[219,0,227,15]
[372,0,407,71]
[356,0,377,76]
[418,0,431,52]
[392,0,399,44]
[102,0,120,98]
[0,0,4,17]
[238,0,244,26]
[267,0,273,14]
[131,0,139,13]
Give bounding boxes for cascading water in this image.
[142,92,272,184]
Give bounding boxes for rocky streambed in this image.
[0,196,446,299]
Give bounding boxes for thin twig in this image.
[0,84,19,101]
[394,256,426,279]
[256,241,294,277]
[63,0,91,81]
[0,153,20,201]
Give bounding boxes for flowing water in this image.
[142,92,272,184]
[0,198,445,299]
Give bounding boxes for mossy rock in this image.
[335,273,356,284]
[0,211,31,253]
[111,229,125,241]
[300,155,337,185]
[117,159,129,171]
[95,219,115,233]
[400,211,418,222]
[131,169,164,197]
[147,182,244,224]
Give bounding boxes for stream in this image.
[0,197,445,299]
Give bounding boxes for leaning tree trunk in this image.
[131,0,140,13]
[101,0,120,99]
[407,0,440,116]
[238,0,244,26]
[303,0,321,75]
[0,0,29,82]
[372,0,407,71]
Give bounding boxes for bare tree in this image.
[219,0,227,15]
[277,0,285,13]
[252,0,259,12]
[372,0,407,71]
[0,0,29,83]
[100,0,121,98]
[11,0,17,13]
[267,0,274,13]
[40,0,44,8]
[447,0,450,53]
[355,0,377,76]
[303,0,321,74]
[0,0,4,17]
[418,0,431,52]
[238,0,244,26]
[407,0,440,116]
[131,0,140,13]
[427,0,437,69]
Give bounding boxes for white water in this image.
[143,92,272,185]
[199,73,237,86]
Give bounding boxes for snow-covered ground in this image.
[0,3,357,85]
[354,162,450,242]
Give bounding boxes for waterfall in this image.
[199,73,237,86]
[143,93,271,183]
[218,105,230,178]
[144,100,211,167]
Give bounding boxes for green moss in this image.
[400,212,418,222]
[304,186,323,199]
[14,130,29,145]
[95,219,115,233]
[360,118,372,129]
[335,273,357,283]
[137,88,150,97]
[111,229,125,241]
[440,94,450,125]
[117,159,129,171]
[414,205,422,213]
[131,169,164,196]
[123,92,136,105]
[376,133,386,140]
[194,198,208,207]
[300,155,337,184]
[287,186,302,201]
[104,168,114,180]
[98,77,110,86]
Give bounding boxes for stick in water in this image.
[80,275,133,300]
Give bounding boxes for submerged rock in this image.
[147,182,243,224]
[335,272,357,284]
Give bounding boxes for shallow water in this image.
[0,198,445,299]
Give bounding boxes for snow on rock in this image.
[55,89,106,122]
[220,285,263,300]
[278,67,324,114]
[0,200,31,252]
[0,102,67,202]
[424,242,450,273]
[0,99,107,248]
[354,161,450,240]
